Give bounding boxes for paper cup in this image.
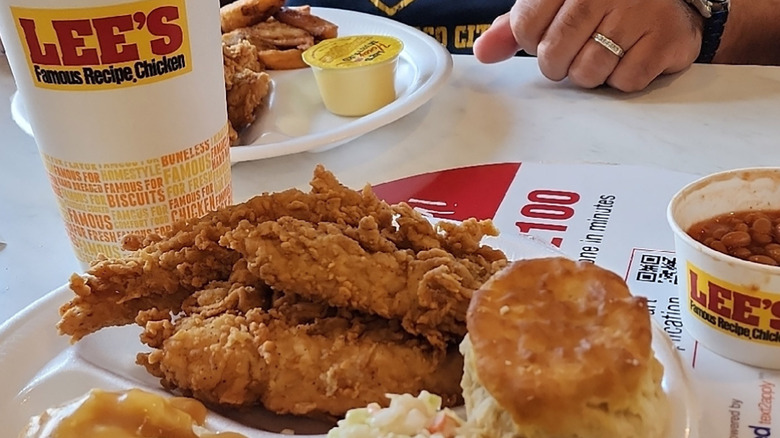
[0,0,231,267]
[667,167,780,369]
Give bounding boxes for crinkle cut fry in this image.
[220,0,285,33]
[222,212,507,346]
[57,165,394,341]
[136,307,463,417]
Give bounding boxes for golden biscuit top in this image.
[466,257,652,431]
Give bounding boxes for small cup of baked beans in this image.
[667,167,780,369]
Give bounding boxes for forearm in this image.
[713,0,780,65]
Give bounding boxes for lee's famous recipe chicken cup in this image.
[667,167,780,369]
[303,35,403,117]
[0,0,231,267]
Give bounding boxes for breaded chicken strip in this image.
[136,287,463,416]
[58,166,394,341]
[222,213,506,346]
[222,39,271,134]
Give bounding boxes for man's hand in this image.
[474,0,704,92]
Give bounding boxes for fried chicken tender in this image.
[137,287,463,416]
[222,211,506,347]
[58,166,394,342]
[222,39,271,131]
[226,68,271,129]
[223,39,264,79]
[58,238,241,342]
[220,0,285,33]
[56,165,505,419]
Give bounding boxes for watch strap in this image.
[696,6,729,63]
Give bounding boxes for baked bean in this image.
[753,217,773,234]
[751,231,773,245]
[712,226,729,239]
[721,231,751,247]
[710,240,728,253]
[687,209,780,267]
[767,244,780,262]
[731,247,753,259]
[749,255,778,266]
[745,212,759,223]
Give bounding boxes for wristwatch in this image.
[684,0,730,63]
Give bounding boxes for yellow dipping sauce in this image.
[303,35,404,116]
[20,388,246,438]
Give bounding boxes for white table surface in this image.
[2,53,780,324]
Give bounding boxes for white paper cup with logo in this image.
[0,0,232,268]
[667,167,780,369]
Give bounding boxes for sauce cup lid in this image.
[303,35,404,69]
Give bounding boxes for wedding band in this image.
[592,32,625,58]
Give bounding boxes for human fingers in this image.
[603,36,667,92]
[565,11,644,88]
[605,13,700,92]
[535,0,607,81]
[473,14,521,63]
[508,0,566,56]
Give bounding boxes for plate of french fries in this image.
[221,1,453,163]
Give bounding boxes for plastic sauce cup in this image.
[667,167,780,369]
[303,35,403,117]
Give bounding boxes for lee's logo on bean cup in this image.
[11,0,191,90]
[687,262,780,345]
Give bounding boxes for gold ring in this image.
[592,32,625,58]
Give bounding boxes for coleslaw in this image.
[327,391,466,438]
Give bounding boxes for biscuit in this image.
[461,257,668,438]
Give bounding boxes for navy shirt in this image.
[227,0,515,55]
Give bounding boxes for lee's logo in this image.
[11,0,191,90]
[687,262,780,345]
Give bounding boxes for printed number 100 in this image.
[515,190,580,247]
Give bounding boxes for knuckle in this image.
[510,6,541,49]
[568,65,604,89]
[608,70,648,92]
[536,42,567,81]
[559,1,591,32]
[568,47,611,89]
[608,55,662,92]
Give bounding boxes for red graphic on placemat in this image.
[372,163,521,221]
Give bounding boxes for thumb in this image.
[474,13,521,64]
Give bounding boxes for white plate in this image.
[0,233,695,437]
[9,8,453,163]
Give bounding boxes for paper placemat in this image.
[373,162,775,438]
